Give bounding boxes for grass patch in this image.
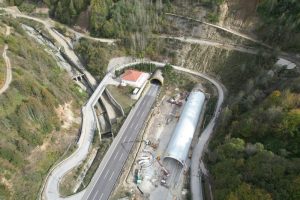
[107,85,135,114]
[81,138,113,188]
[59,133,113,196]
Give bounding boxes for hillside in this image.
[0,17,86,199]
[0,0,299,200]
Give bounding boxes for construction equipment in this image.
[156,158,170,177]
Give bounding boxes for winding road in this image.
[165,13,271,48]
[43,73,112,200]
[0,7,296,200]
[0,25,11,95]
[159,35,259,55]
[165,13,300,66]
[0,7,113,89]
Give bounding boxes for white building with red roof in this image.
[120,69,150,88]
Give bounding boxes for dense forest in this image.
[208,77,300,199]
[205,1,300,199]
[257,0,300,51]
[8,0,165,37]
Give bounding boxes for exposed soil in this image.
[74,6,91,33]
[221,0,261,35]
[56,101,77,130]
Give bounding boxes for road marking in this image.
[123,134,129,142]
[135,107,142,116]
[99,193,104,200]
[109,171,115,181]
[92,190,99,200]
[141,99,146,107]
[134,122,139,130]
[129,123,134,129]
[104,169,110,180]
[119,153,124,161]
[141,109,146,117]
[113,150,120,160]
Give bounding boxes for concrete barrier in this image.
[105,88,125,116]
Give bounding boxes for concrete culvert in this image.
[150,69,164,85]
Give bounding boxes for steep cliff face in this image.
[218,0,260,33]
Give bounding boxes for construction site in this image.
[119,83,207,200]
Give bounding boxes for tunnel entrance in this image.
[163,157,184,188]
[150,69,164,85]
[150,79,162,85]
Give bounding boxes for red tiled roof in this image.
[121,69,143,82]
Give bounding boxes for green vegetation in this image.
[207,50,300,199]
[107,85,135,114]
[60,133,112,196]
[11,0,170,55]
[80,137,112,189]
[190,0,224,23]
[89,0,158,38]
[115,63,156,76]
[74,38,124,80]
[106,85,136,136]
[0,18,86,200]
[2,1,300,199]
[48,0,89,25]
[257,0,300,51]
[18,1,36,13]
[207,12,219,23]
[0,37,5,86]
[46,0,163,39]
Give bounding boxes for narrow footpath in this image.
[0,25,11,95]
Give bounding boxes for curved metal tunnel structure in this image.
[150,69,164,85]
[164,85,206,166]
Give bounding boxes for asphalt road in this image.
[83,84,160,200]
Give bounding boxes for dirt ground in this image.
[122,87,190,200]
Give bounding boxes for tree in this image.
[69,0,77,21]
[227,182,272,200]
[90,0,110,35]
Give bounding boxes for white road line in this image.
[141,109,146,117]
[128,132,136,142]
[123,134,129,142]
[135,107,142,116]
[141,100,145,107]
[92,190,99,200]
[128,123,133,129]
[119,153,124,161]
[134,122,139,130]
[109,171,115,181]
[113,150,120,161]
[99,193,104,200]
[104,169,110,180]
